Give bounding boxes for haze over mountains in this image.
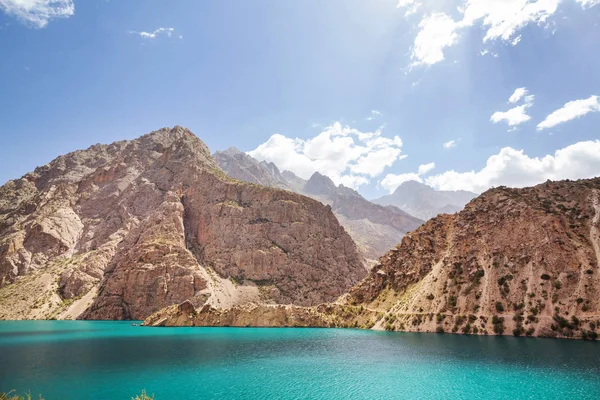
[214,148,423,262]
[373,180,477,221]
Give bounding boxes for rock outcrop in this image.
[0,127,365,320]
[373,180,477,221]
[347,178,600,339]
[214,149,423,262]
[147,178,600,340]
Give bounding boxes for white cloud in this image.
[397,0,421,16]
[408,0,597,67]
[576,0,600,8]
[366,110,383,121]
[0,0,74,28]
[425,140,600,193]
[509,87,528,103]
[491,88,535,127]
[248,122,405,190]
[411,13,460,66]
[443,140,457,149]
[537,95,600,130]
[491,104,532,126]
[418,162,436,175]
[129,27,175,39]
[461,0,559,43]
[380,162,435,193]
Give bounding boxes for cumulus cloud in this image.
[443,140,457,149]
[380,162,435,193]
[411,13,460,66]
[425,140,600,193]
[537,95,600,130]
[408,0,596,66]
[248,122,405,190]
[129,27,175,39]
[491,88,535,127]
[0,0,74,28]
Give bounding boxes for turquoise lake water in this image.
[1,321,599,399]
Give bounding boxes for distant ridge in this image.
[373,180,477,220]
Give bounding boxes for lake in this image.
[0,321,599,399]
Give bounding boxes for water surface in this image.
[0,321,599,399]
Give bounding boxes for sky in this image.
[0,0,599,199]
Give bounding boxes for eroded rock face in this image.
[347,178,600,339]
[147,178,600,340]
[213,150,424,262]
[0,127,365,320]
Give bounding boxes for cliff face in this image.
[348,178,600,339]
[147,178,600,340]
[0,127,365,320]
[213,150,423,262]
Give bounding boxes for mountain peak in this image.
[305,172,337,196]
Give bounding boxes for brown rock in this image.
[0,126,365,320]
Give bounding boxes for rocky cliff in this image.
[0,127,366,320]
[147,178,600,339]
[373,180,476,221]
[213,149,423,262]
[347,178,600,339]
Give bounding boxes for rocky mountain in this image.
[373,180,477,221]
[213,148,290,190]
[213,149,423,262]
[148,178,600,340]
[0,127,366,320]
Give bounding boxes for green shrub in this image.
[553,281,562,290]
[540,274,551,280]
[448,295,457,307]
[436,326,445,333]
[513,328,522,336]
[525,327,535,336]
[495,301,504,312]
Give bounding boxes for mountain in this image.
[0,127,366,320]
[148,178,600,340]
[213,148,290,190]
[373,180,477,221]
[213,149,424,262]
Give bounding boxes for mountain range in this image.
[214,148,423,263]
[149,176,600,340]
[2,127,599,340]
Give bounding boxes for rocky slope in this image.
[373,180,476,221]
[147,178,600,339]
[214,149,423,262]
[0,127,366,320]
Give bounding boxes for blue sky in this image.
[0,0,599,198]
